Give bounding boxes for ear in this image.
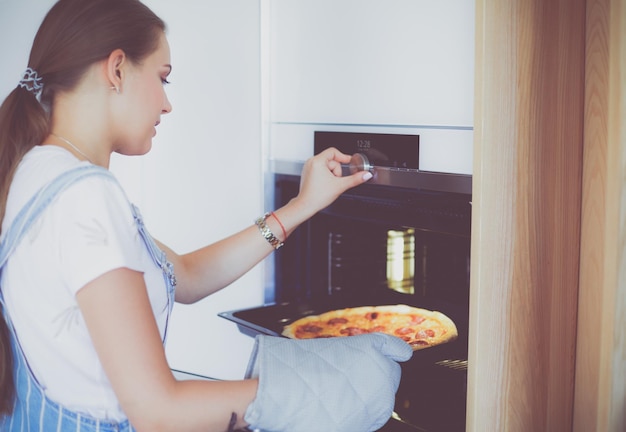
[105,49,127,92]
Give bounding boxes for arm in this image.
[164,148,372,304]
[76,265,411,432]
[76,267,257,431]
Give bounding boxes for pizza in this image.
[282,304,458,351]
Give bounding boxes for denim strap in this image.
[0,164,139,431]
[0,165,114,272]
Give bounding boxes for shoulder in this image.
[5,146,127,223]
[2,147,133,244]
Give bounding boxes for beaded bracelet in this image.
[269,211,287,240]
[255,212,284,250]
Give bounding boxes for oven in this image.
[220,131,472,431]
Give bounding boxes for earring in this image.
[110,86,120,94]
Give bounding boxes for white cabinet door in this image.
[270,0,475,127]
[268,0,475,175]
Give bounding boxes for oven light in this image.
[386,229,415,294]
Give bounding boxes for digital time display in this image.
[314,131,419,170]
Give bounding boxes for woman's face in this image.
[112,32,172,156]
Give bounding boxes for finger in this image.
[327,159,340,171]
[321,147,351,164]
[327,160,344,176]
[340,170,373,189]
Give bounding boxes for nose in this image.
[162,92,172,114]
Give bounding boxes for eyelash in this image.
[162,78,171,85]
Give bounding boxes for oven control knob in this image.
[349,153,373,174]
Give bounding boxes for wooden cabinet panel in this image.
[575,0,626,430]
[469,0,586,430]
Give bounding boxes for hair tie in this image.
[18,67,44,99]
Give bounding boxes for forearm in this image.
[164,148,371,304]
[168,198,311,304]
[130,379,257,432]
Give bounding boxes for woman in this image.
[0,0,412,431]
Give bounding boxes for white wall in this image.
[138,0,263,380]
[0,0,264,379]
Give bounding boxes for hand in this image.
[293,147,372,219]
[244,333,413,432]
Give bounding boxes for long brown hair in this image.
[0,0,165,416]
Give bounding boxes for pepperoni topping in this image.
[410,315,426,325]
[410,340,429,346]
[340,327,369,336]
[416,329,436,339]
[394,327,415,336]
[286,305,458,352]
[299,324,323,334]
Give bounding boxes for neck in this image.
[47,82,112,168]
[50,133,95,164]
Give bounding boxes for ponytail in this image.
[0,0,165,416]
[0,80,49,418]
[0,87,50,224]
[0,304,15,415]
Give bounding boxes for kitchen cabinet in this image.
[268,0,475,175]
[575,0,626,429]
[270,0,474,126]
[468,0,626,431]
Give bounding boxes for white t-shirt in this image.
[1,146,170,421]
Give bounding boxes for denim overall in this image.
[0,164,177,431]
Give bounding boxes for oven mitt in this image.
[243,333,413,432]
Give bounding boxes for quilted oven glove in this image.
[244,333,413,432]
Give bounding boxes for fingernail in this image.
[363,172,373,181]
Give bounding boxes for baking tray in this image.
[218,298,469,361]
[220,294,468,331]
[218,299,369,338]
